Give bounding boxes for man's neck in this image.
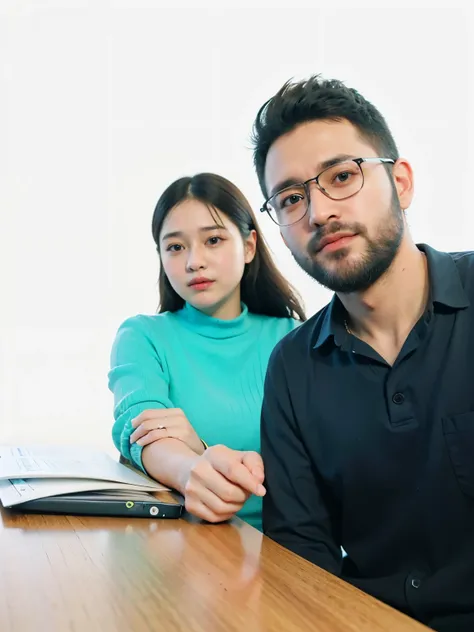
[338,238,429,364]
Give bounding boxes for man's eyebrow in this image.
[268,154,355,198]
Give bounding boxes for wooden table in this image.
[0,493,429,632]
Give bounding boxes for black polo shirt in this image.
[261,244,474,632]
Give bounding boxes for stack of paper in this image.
[0,445,167,507]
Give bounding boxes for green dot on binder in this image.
[126,501,134,508]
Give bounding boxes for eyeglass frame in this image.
[260,157,395,227]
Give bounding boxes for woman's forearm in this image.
[141,438,201,495]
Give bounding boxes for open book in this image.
[0,445,168,508]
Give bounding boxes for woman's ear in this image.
[244,229,257,264]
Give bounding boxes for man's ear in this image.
[392,158,414,211]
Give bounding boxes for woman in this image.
[109,173,305,530]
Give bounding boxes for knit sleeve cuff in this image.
[129,441,146,474]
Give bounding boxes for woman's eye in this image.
[207,236,222,246]
[166,244,183,252]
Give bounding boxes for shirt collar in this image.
[313,243,469,350]
[313,295,347,350]
[419,243,470,309]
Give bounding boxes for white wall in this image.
[1,1,472,452]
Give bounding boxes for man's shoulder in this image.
[449,249,474,270]
[271,302,332,359]
[421,244,474,301]
[446,249,474,294]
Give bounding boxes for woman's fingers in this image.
[131,408,183,429]
[133,428,170,446]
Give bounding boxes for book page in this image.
[0,445,163,489]
[0,477,167,507]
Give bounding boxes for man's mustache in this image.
[308,222,364,255]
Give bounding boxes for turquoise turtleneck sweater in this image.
[108,303,299,530]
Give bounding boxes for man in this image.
[252,75,474,632]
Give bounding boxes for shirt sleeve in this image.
[108,316,174,472]
[261,342,343,575]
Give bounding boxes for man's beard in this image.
[291,197,405,294]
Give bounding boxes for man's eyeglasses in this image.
[260,157,395,227]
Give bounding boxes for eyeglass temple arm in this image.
[361,157,395,165]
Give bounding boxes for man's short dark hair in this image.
[252,74,400,198]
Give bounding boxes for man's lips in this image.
[318,232,357,252]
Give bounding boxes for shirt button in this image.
[411,578,421,589]
[392,392,405,405]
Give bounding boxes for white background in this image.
[1,1,472,452]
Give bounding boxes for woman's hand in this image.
[179,445,266,523]
[130,408,205,455]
